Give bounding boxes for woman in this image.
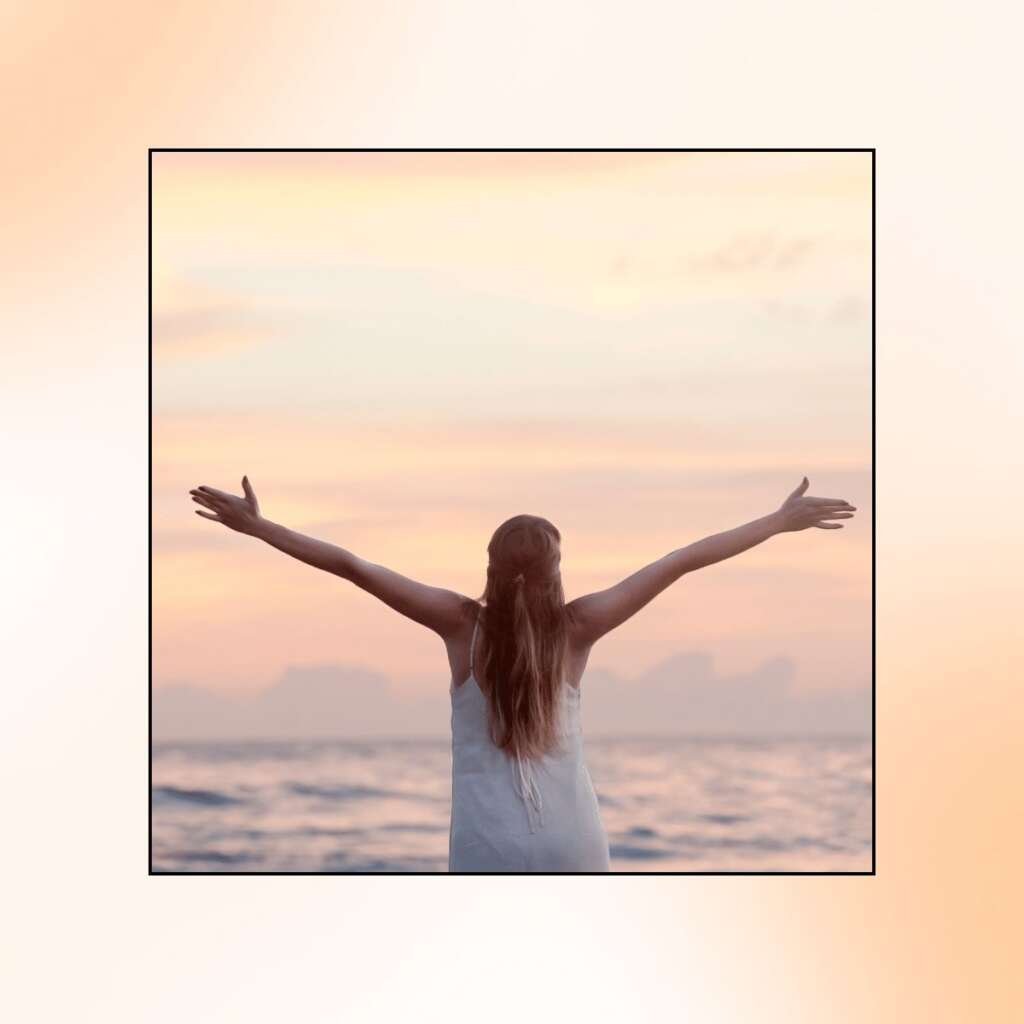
[189,475,856,872]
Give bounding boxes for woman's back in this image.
[448,607,611,872]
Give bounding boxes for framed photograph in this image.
[150,149,873,874]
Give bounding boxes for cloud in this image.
[581,652,869,737]
[152,304,291,360]
[154,663,444,741]
[828,293,868,325]
[153,651,870,741]
[686,232,821,276]
[152,408,870,488]
[156,150,690,189]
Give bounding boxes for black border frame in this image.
[148,148,876,876]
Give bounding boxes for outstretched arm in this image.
[189,478,469,639]
[567,477,856,647]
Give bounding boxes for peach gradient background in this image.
[2,2,1020,1022]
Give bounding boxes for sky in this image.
[152,150,871,728]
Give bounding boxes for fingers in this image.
[789,476,809,500]
[195,510,221,521]
[806,497,856,509]
[190,492,220,511]
[241,475,260,514]
[197,485,236,500]
[811,522,843,529]
[814,511,855,520]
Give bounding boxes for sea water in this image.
[152,736,871,872]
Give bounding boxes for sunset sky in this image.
[152,150,871,709]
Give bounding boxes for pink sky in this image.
[152,151,871,702]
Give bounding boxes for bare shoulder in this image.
[447,595,482,641]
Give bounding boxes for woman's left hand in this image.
[774,476,856,533]
[189,476,263,535]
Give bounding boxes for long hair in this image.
[474,514,570,763]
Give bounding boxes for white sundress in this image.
[448,611,611,872]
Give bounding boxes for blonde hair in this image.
[474,514,571,762]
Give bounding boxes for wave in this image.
[626,826,659,838]
[319,852,447,873]
[164,850,254,865]
[285,782,442,803]
[378,823,447,833]
[286,782,403,800]
[608,844,677,860]
[667,832,845,853]
[152,786,244,807]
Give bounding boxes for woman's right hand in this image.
[774,477,857,532]
[189,476,264,536]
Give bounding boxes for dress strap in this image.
[469,611,479,680]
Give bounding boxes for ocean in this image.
[151,735,872,872]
